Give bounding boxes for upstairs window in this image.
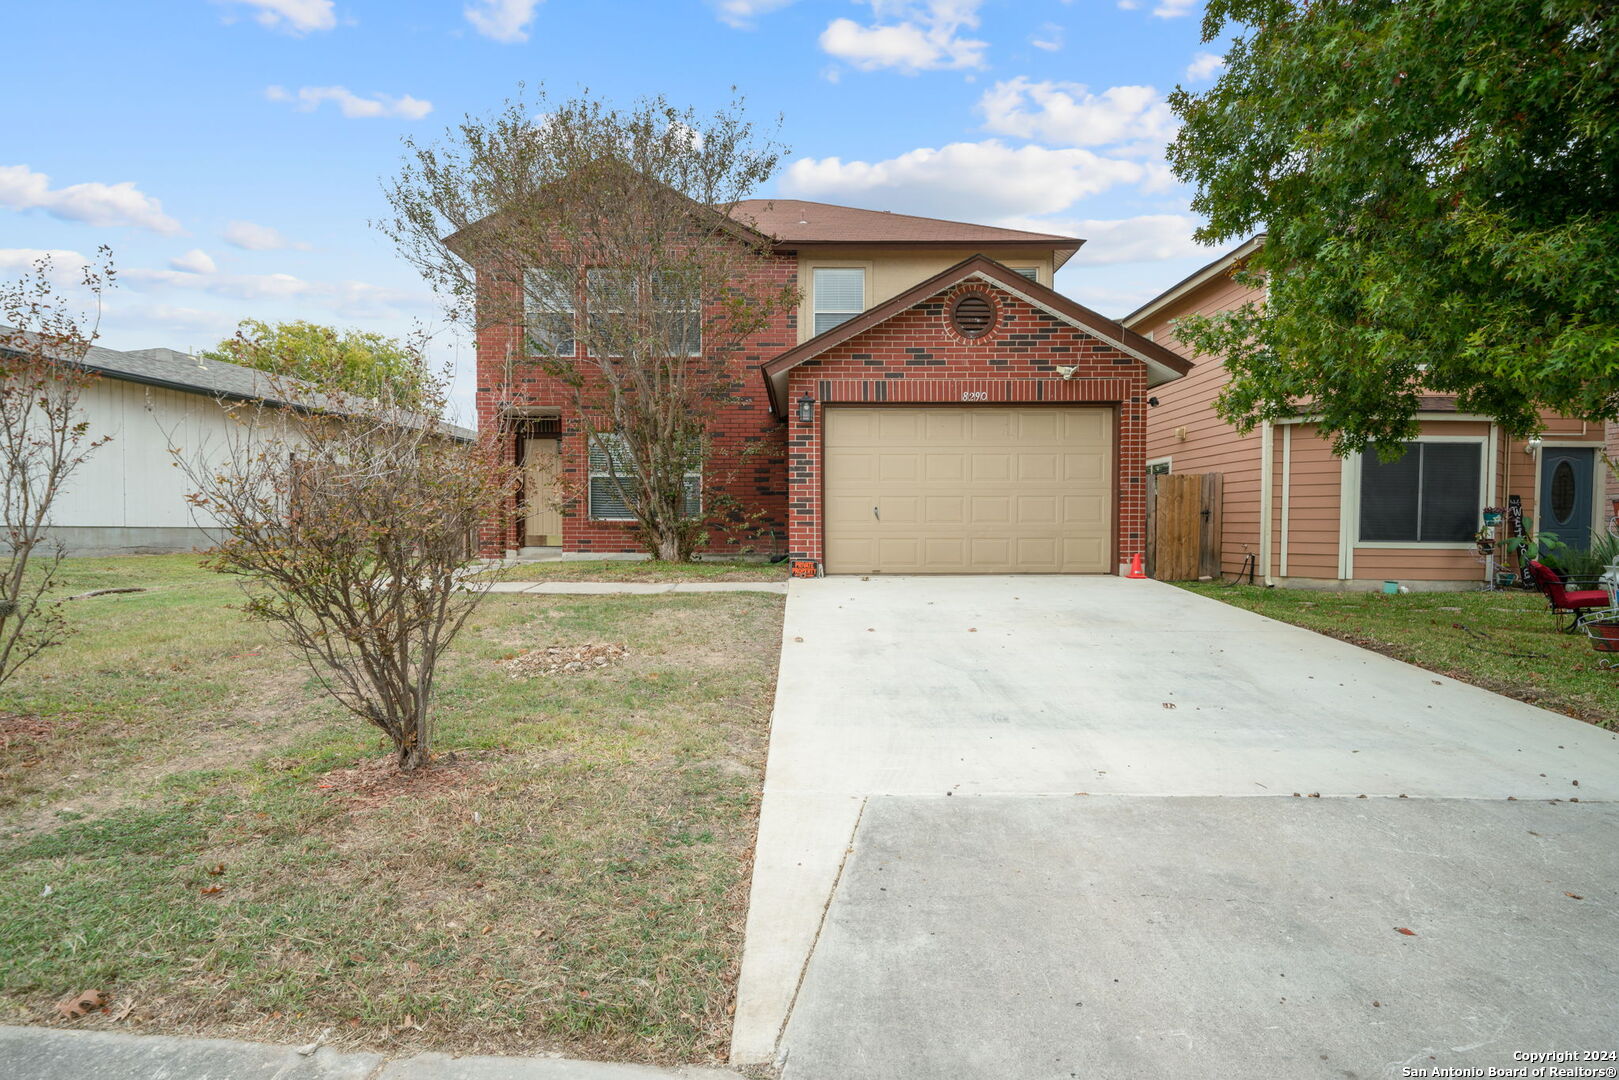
[584,269,700,357]
[1359,441,1481,543]
[812,267,865,335]
[524,269,575,357]
[1011,267,1040,282]
[587,433,701,522]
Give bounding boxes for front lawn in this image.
[490,558,787,583]
[1180,582,1617,729]
[0,555,783,1064]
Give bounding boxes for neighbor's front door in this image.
[524,437,563,547]
[1539,446,1595,552]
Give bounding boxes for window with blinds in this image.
[1011,267,1039,281]
[582,269,700,357]
[524,269,575,357]
[587,434,701,521]
[1358,441,1481,542]
[812,267,865,335]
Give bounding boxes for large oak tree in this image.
[1167,0,1618,451]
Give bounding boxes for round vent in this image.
[950,292,996,338]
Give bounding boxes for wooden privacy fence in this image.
[1145,472,1223,581]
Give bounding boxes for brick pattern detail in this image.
[782,282,1149,572]
[473,254,798,557]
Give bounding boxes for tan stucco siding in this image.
[793,245,1056,345]
[1136,273,1265,576]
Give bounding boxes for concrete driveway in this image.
[731,576,1619,1078]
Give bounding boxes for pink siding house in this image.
[1126,237,1611,589]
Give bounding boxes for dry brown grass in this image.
[0,556,784,1065]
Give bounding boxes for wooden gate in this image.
[1145,472,1223,581]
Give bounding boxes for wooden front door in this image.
[524,438,563,546]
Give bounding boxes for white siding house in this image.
[45,344,470,556]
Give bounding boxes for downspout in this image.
[1259,420,1275,585]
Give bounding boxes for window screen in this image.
[524,269,575,357]
[812,267,864,335]
[1358,442,1480,543]
[587,434,701,522]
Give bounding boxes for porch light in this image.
[797,397,814,424]
[1525,436,1543,455]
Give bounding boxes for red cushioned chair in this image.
[1526,560,1613,631]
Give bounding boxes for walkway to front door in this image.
[732,576,1619,1078]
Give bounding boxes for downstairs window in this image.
[1358,441,1482,543]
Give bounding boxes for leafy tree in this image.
[201,319,426,406]
[179,355,515,772]
[380,88,796,561]
[1167,0,1619,451]
[0,250,114,687]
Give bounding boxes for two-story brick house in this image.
[472,198,1191,574]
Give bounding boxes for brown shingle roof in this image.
[734,199,1083,265]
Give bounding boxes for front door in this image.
[523,437,563,546]
[1539,446,1595,551]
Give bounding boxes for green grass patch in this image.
[0,555,783,1064]
[1180,582,1617,728]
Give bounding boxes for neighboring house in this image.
[1125,238,1610,589]
[471,198,1191,574]
[36,342,473,557]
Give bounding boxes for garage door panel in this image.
[823,406,1113,575]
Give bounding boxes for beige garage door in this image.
[824,406,1113,574]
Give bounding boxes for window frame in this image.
[1009,266,1041,284]
[582,268,702,359]
[1351,435,1488,549]
[1145,457,1172,476]
[585,432,702,523]
[523,269,577,358]
[808,263,869,337]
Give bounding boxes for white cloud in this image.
[464,0,543,43]
[123,265,430,318]
[266,85,432,120]
[979,78,1175,149]
[1000,214,1210,265]
[1030,22,1063,51]
[1117,0,1138,8]
[782,141,1151,221]
[711,0,796,28]
[0,248,96,286]
[170,249,217,275]
[1153,0,1199,16]
[1185,51,1225,82]
[214,0,337,35]
[222,220,307,251]
[820,0,987,73]
[0,164,182,235]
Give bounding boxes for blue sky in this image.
[2,0,1228,424]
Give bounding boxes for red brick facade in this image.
[474,254,798,558]
[780,281,1149,571]
[475,270,1151,574]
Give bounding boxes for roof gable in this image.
[734,200,1083,267]
[759,255,1192,417]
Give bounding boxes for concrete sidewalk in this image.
[0,1026,745,1080]
[482,581,786,596]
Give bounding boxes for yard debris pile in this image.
[501,642,628,678]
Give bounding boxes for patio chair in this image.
[1525,560,1613,631]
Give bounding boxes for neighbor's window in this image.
[1146,459,1171,476]
[587,434,701,522]
[524,269,575,357]
[1358,441,1481,543]
[812,267,865,335]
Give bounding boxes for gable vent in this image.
[950,292,996,338]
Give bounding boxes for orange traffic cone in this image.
[1127,552,1146,579]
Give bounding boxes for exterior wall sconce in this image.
[797,398,814,424]
[1525,436,1543,455]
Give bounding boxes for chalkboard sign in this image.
[1508,494,1530,586]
